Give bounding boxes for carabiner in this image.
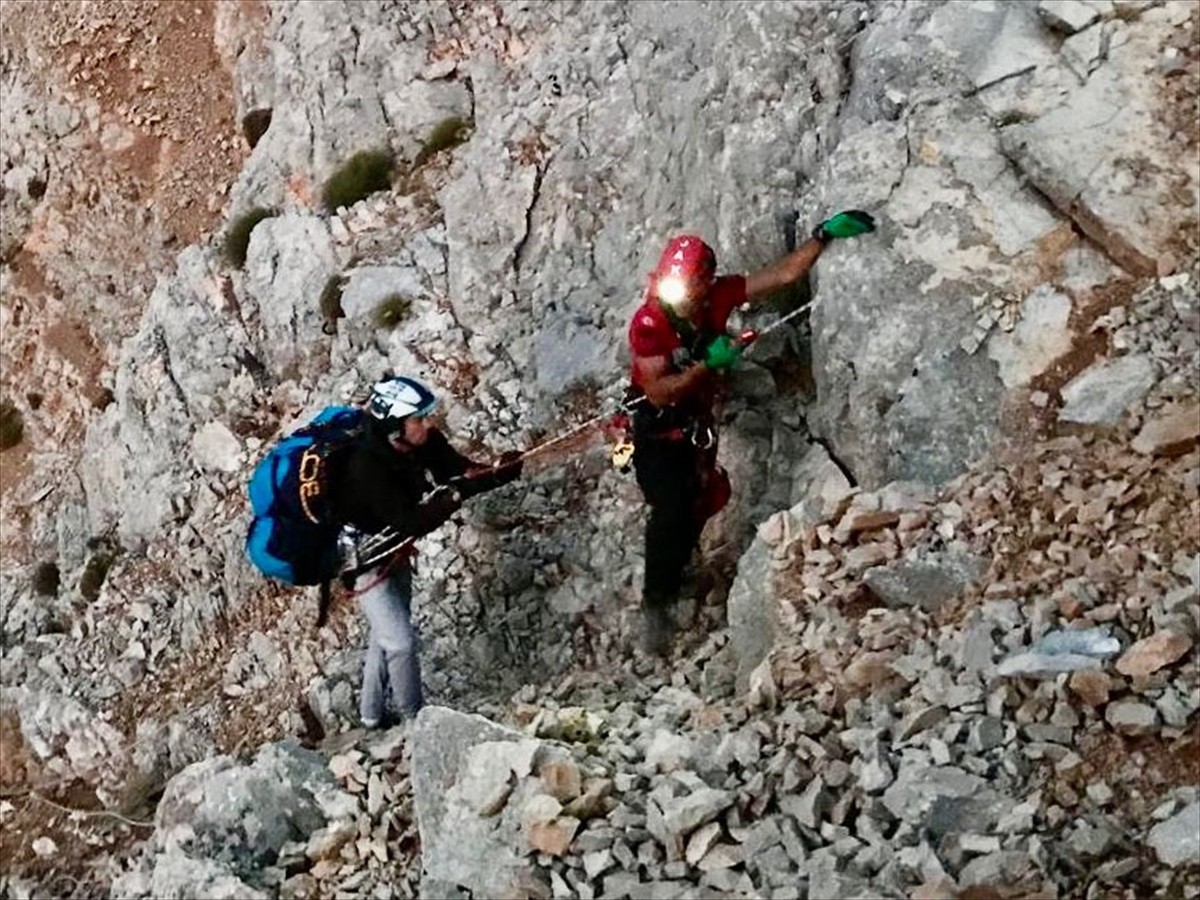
[611,440,635,471]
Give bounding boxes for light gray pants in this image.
[356,565,423,724]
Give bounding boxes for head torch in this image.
[657,275,690,307]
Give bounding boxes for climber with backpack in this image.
[246,375,522,728]
[626,210,876,655]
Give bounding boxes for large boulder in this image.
[112,740,354,898]
[412,705,584,899]
[807,0,1197,487]
[998,3,1199,276]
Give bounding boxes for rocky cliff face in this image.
[0,1,1197,898]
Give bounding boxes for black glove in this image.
[413,487,462,535]
[456,452,525,498]
[496,450,525,481]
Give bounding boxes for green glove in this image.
[813,209,876,242]
[703,334,742,370]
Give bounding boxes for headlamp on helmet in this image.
[657,275,689,307]
[653,234,716,308]
[368,375,438,433]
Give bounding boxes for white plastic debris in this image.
[997,628,1120,677]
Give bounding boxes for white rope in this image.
[741,299,815,353]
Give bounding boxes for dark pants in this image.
[633,436,719,611]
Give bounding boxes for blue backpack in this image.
[245,406,364,587]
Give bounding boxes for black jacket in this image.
[326,422,515,538]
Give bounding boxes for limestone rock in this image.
[987,287,1074,389]
[647,788,735,863]
[1068,670,1114,707]
[999,32,1198,277]
[1059,354,1157,425]
[863,550,986,613]
[1132,403,1200,456]
[1147,802,1200,867]
[1116,630,1193,678]
[412,707,554,897]
[1105,700,1160,736]
[1037,0,1101,34]
[527,817,580,856]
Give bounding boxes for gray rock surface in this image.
[111,741,348,897]
[1147,802,1200,867]
[412,705,578,897]
[726,522,777,693]
[863,549,986,612]
[1059,354,1157,424]
[2,2,1198,898]
[1037,0,1101,35]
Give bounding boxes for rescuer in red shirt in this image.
[626,211,876,654]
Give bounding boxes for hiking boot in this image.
[361,711,405,731]
[641,605,675,657]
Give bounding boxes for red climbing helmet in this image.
[652,234,716,307]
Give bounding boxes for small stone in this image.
[899,706,949,740]
[1105,700,1160,736]
[563,778,614,820]
[685,821,721,866]
[929,738,952,767]
[969,717,1005,752]
[309,859,340,880]
[1116,631,1193,678]
[366,772,385,819]
[959,833,1002,855]
[1069,820,1114,857]
[844,543,893,574]
[279,874,317,900]
[549,869,572,900]
[1037,0,1100,34]
[541,759,583,802]
[645,730,693,772]
[602,872,642,897]
[697,842,744,871]
[528,817,581,856]
[1087,782,1114,806]
[611,839,636,870]
[859,757,895,794]
[1059,355,1156,425]
[647,788,733,862]
[328,751,367,783]
[523,794,563,828]
[836,506,901,535]
[823,759,852,788]
[783,777,831,829]
[583,849,614,880]
[1132,403,1200,456]
[1069,670,1113,707]
[31,837,57,858]
[1147,802,1200,866]
[422,58,458,80]
[306,821,356,861]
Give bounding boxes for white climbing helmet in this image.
[367,375,438,430]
